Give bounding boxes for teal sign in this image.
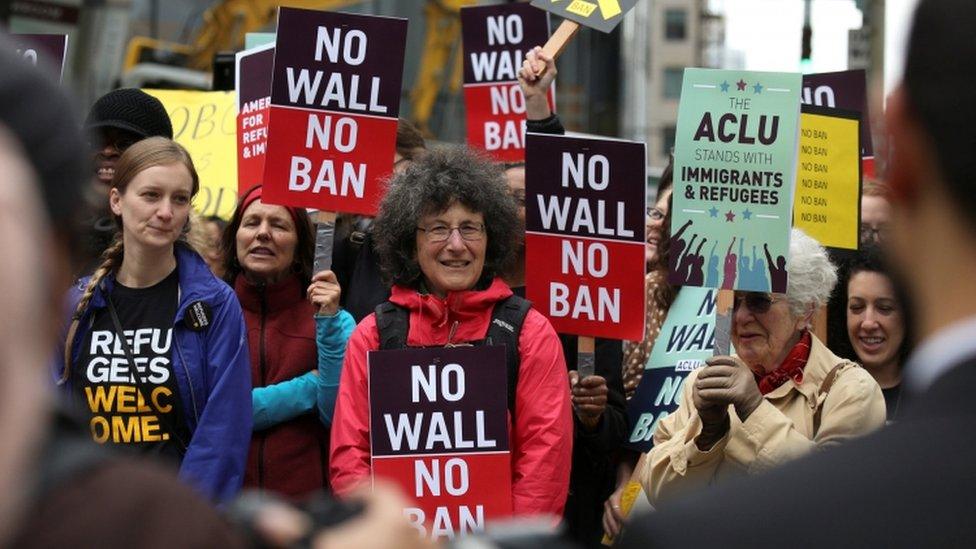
[624,287,717,452]
[669,68,801,293]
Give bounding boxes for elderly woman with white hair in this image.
[641,229,886,506]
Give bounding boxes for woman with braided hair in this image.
[53,136,252,503]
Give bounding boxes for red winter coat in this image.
[236,274,329,500]
[329,278,573,517]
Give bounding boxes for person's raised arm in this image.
[517,46,556,121]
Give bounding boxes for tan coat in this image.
[641,335,886,506]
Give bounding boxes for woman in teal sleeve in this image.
[222,185,354,500]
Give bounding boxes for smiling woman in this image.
[640,228,887,507]
[329,146,573,518]
[55,137,252,503]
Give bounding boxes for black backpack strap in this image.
[486,295,533,417]
[374,301,409,350]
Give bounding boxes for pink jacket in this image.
[329,278,573,516]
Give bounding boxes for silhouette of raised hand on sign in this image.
[706,241,720,287]
[687,238,707,286]
[751,246,769,291]
[764,242,788,293]
[722,237,738,290]
[677,233,699,284]
[669,219,694,280]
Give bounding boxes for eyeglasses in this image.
[859,224,888,241]
[87,134,138,152]
[417,222,485,243]
[646,207,666,221]
[733,292,783,314]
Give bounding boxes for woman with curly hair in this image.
[54,137,252,502]
[329,146,573,517]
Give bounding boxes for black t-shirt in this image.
[882,384,903,422]
[72,269,189,462]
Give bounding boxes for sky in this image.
[722,0,919,93]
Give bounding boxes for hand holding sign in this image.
[698,356,764,421]
[307,270,341,316]
[568,370,607,430]
[517,46,557,120]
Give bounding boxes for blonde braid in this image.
[59,236,125,385]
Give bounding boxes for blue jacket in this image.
[54,244,252,503]
[251,310,355,430]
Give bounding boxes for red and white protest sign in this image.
[235,42,274,194]
[369,346,512,540]
[525,133,646,340]
[263,8,407,214]
[461,4,552,162]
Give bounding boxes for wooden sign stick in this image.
[578,335,595,378]
[535,19,581,77]
[601,288,735,546]
[312,211,338,275]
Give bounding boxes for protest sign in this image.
[801,70,872,158]
[262,8,408,215]
[245,32,276,49]
[461,3,552,162]
[236,42,274,194]
[12,33,68,81]
[793,106,862,250]
[624,287,715,452]
[145,89,238,220]
[525,133,646,341]
[369,346,512,540]
[669,68,802,294]
[529,0,638,33]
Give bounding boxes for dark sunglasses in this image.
[733,292,781,314]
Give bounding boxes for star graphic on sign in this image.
[743,208,753,220]
[709,206,720,217]
[753,82,763,94]
[736,79,747,91]
[725,210,736,222]
[720,80,730,93]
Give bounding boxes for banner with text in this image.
[12,33,68,81]
[669,68,801,294]
[369,346,512,540]
[461,3,552,162]
[624,287,715,452]
[801,70,872,159]
[146,89,238,220]
[793,106,861,250]
[263,8,407,214]
[236,42,275,194]
[529,0,638,33]
[525,133,646,340]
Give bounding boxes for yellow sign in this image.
[567,1,597,17]
[792,111,861,250]
[144,89,239,220]
[597,0,622,19]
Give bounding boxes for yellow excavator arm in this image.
[124,0,368,72]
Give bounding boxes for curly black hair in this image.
[828,243,915,368]
[373,146,518,289]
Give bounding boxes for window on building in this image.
[662,126,676,156]
[665,8,687,41]
[663,67,683,99]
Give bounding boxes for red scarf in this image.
[755,331,812,395]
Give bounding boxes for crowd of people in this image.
[0,0,974,546]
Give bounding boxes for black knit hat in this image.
[84,88,173,139]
